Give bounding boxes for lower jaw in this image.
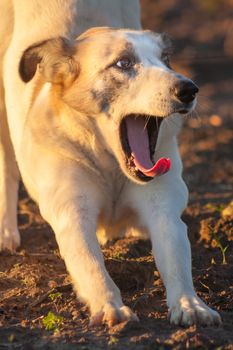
[123,166,153,184]
[132,171,153,183]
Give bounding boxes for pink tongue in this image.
[126,117,171,177]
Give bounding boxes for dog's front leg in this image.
[134,181,221,326]
[149,213,221,326]
[39,178,137,327]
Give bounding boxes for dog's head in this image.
[19,27,198,184]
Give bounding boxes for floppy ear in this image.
[19,37,78,87]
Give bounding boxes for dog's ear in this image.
[19,37,78,87]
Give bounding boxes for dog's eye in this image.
[116,57,134,70]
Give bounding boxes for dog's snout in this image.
[173,80,199,104]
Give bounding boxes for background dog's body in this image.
[0,0,221,326]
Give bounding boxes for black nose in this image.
[173,80,199,104]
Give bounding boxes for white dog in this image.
[0,0,221,327]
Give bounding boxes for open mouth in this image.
[120,115,171,182]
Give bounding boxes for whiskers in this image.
[190,108,201,121]
[197,94,212,111]
[192,93,213,127]
[143,115,162,132]
[144,115,151,130]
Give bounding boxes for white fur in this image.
[0,0,221,327]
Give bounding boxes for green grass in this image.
[48,291,62,302]
[42,311,64,331]
[209,225,228,265]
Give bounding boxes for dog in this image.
[0,0,221,327]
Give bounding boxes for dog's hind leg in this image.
[0,78,20,251]
[0,1,20,251]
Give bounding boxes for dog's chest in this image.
[98,171,129,221]
[97,177,136,243]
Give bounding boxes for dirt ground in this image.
[0,0,233,349]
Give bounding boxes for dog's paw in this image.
[90,303,139,327]
[168,294,222,327]
[0,227,20,252]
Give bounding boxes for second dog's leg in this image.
[0,80,20,251]
[39,167,138,326]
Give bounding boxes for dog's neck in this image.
[27,86,122,183]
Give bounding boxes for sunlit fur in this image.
[0,0,221,327]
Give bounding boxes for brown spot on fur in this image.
[91,89,112,114]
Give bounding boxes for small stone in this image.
[21,319,28,327]
[48,280,58,289]
[72,310,79,320]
